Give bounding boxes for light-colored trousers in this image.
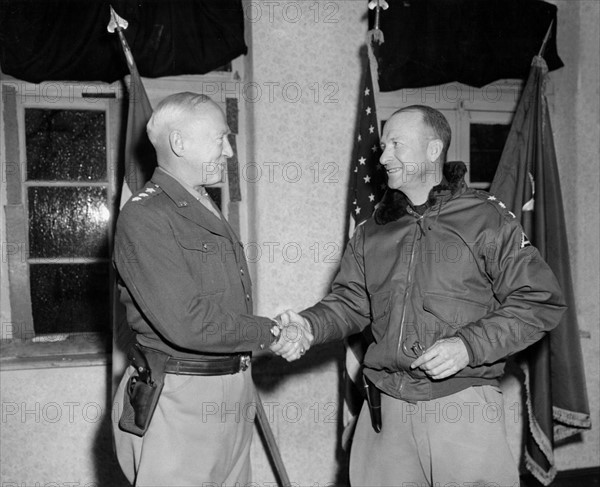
[113,366,256,487]
[350,385,520,487]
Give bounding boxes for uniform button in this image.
[259,343,265,350]
[246,294,251,301]
[240,268,244,275]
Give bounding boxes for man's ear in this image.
[427,139,443,162]
[169,130,185,157]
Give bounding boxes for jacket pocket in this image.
[175,236,228,295]
[423,293,489,330]
[369,291,392,322]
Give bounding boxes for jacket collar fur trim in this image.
[374,161,468,225]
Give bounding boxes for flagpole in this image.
[537,20,554,58]
[108,6,135,70]
[255,397,292,487]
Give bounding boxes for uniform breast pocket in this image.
[370,291,392,322]
[423,293,489,330]
[176,235,228,295]
[369,291,392,342]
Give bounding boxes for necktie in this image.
[196,188,221,220]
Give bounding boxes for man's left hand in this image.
[410,337,469,380]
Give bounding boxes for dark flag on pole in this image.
[108,6,157,204]
[107,6,156,385]
[490,55,591,485]
[342,44,387,449]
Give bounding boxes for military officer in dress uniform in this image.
[112,92,312,486]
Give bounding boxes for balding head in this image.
[147,92,232,187]
[391,105,452,163]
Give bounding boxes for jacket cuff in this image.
[456,330,477,366]
[255,317,280,353]
[299,309,322,345]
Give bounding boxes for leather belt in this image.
[163,353,251,376]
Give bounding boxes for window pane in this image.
[28,187,109,258]
[25,108,107,181]
[469,124,511,183]
[29,264,110,334]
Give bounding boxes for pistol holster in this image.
[362,373,382,433]
[118,344,169,437]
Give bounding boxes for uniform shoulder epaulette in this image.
[130,183,162,204]
[473,190,533,249]
[472,189,517,221]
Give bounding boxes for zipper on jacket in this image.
[396,216,422,368]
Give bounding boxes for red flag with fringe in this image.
[490,55,591,485]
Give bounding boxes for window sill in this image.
[0,333,111,371]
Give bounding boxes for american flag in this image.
[350,62,387,224]
[342,51,386,449]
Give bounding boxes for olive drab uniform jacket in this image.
[113,168,274,360]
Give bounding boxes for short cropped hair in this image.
[146,92,212,146]
[393,105,452,163]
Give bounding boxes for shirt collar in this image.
[156,166,207,201]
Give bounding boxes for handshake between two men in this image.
[268,309,471,379]
[269,310,314,362]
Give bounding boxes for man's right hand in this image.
[270,310,314,362]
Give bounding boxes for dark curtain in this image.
[371,0,563,91]
[0,0,247,83]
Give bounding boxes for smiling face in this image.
[379,110,443,200]
[166,101,233,187]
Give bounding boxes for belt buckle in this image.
[240,354,251,371]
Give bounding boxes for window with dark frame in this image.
[25,108,112,336]
[0,84,121,362]
[1,73,243,364]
